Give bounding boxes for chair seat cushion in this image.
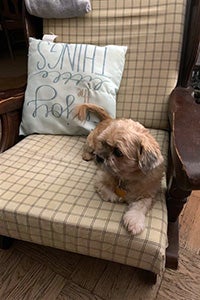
[0,129,168,274]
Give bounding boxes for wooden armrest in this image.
[0,89,25,114]
[0,90,25,152]
[169,87,200,190]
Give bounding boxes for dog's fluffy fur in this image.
[75,103,164,235]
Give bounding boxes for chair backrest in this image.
[43,0,199,130]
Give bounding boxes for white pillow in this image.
[20,38,127,136]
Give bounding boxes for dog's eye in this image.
[113,147,123,157]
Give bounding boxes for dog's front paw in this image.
[123,210,146,235]
[82,151,94,161]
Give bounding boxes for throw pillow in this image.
[20,38,127,135]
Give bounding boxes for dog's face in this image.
[92,119,164,180]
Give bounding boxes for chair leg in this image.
[166,220,179,269]
[166,176,191,222]
[144,271,157,285]
[0,235,13,249]
[165,176,191,269]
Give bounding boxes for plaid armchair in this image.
[0,0,200,281]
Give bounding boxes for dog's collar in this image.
[115,180,127,199]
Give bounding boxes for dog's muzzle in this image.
[95,154,104,164]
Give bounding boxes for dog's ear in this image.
[137,136,163,173]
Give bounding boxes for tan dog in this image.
[75,103,164,235]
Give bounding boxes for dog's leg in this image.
[95,181,121,202]
[123,198,153,235]
[95,171,123,203]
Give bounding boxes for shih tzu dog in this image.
[75,103,164,235]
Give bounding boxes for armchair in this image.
[0,0,200,282]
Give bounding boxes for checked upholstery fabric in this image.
[44,0,186,130]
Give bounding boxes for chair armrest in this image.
[169,87,200,190]
[0,88,25,152]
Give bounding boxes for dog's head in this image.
[93,119,164,180]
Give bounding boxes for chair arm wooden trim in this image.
[0,91,25,152]
[169,86,200,190]
[0,90,24,114]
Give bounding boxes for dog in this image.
[74,103,164,235]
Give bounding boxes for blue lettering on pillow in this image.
[26,41,118,125]
[27,85,75,119]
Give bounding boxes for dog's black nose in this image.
[95,154,104,164]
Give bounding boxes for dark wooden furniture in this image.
[0,0,24,59]
[0,0,42,59]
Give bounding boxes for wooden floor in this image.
[179,191,200,253]
[0,42,200,300]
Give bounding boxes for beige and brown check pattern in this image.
[44,0,186,130]
[0,130,168,274]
